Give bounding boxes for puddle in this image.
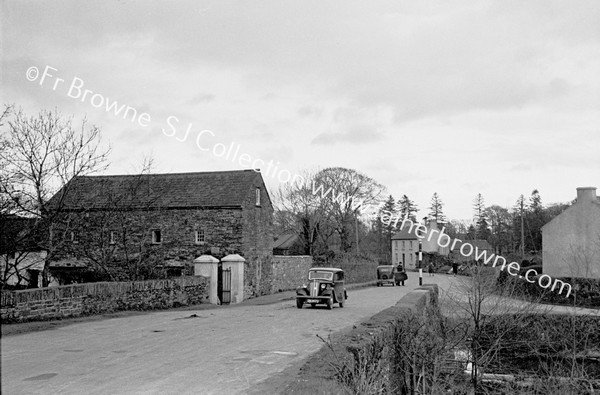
[24,373,57,381]
[174,314,207,320]
[272,351,298,356]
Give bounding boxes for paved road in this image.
[1,274,449,395]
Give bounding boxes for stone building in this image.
[47,169,274,297]
[542,186,600,279]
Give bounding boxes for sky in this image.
[1,0,599,221]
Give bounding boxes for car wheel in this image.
[310,303,316,308]
[339,301,344,308]
[296,299,303,309]
[326,296,333,310]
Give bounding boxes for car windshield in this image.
[308,271,334,281]
[378,267,393,272]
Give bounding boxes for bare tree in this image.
[65,155,168,281]
[442,267,544,392]
[0,107,110,286]
[275,170,332,255]
[315,167,386,252]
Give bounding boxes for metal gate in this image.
[217,265,232,305]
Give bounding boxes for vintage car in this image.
[377,265,408,286]
[376,265,397,286]
[296,267,347,309]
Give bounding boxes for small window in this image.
[194,229,205,244]
[152,230,162,244]
[110,231,117,245]
[255,187,261,206]
[71,231,79,244]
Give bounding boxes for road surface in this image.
[2,274,449,395]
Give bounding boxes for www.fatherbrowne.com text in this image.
[382,214,573,298]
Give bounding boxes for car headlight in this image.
[320,284,327,289]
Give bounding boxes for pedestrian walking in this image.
[452,262,458,277]
[428,263,434,276]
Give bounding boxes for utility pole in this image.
[520,196,525,259]
[355,215,359,254]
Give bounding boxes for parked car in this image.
[377,265,397,286]
[296,267,347,309]
[377,265,408,286]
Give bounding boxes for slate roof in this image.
[49,169,269,210]
[272,233,300,250]
[391,226,419,240]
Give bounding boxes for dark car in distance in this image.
[377,265,407,286]
[376,265,396,286]
[296,267,347,310]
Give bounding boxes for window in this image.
[152,229,162,244]
[255,187,261,206]
[110,231,117,245]
[402,240,406,249]
[194,229,205,244]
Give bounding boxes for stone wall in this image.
[241,178,274,298]
[57,207,245,263]
[1,276,208,323]
[270,255,313,293]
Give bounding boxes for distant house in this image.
[47,169,274,296]
[0,215,46,288]
[542,187,600,279]
[272,233,303,255]
[391,227,419,270]
[450,239,493,263]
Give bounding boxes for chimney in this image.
[576,187,597,204]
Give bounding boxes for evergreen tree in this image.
[378,195,398,262]
[473,193,490,239]
[398,194,418,223]
[527,189,546,252]
[428,192,446,223]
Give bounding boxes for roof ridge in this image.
[77,169,259,179]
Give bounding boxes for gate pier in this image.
[194,254,245,305]
[221,254,245,304]
[193,255,220,305]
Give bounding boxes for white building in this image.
[391,227,419,270]
[541,186,600,279]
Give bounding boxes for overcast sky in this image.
[2,0,599,221]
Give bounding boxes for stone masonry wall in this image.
[1,276,208,323]
[59,207,245,262]
[241,177,274,298]
[271,255,313,293]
